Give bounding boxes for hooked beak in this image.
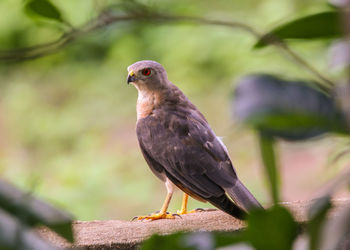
[127,70,136,84]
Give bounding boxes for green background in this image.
[0,0,343,220]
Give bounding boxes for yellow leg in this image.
[177,193,189,214]
[177,193,205,215]
[134,192,177,221]
[160,192,173,214]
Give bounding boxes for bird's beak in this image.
[127,70,136,84]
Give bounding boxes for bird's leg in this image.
[177,193,208,215]
[134,179,178,221]
[177,193,198,215]
[177,193,189,214]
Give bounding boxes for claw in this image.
[132,212,178,221]
[172,213,182,219]
[201,208,217,212]
[177,207,217,215]
[194,208,205,212]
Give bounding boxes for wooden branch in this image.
[37,198,350,249]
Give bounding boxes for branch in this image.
[0,6,335,89]
[36,199,350,249]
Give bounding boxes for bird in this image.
[127,60,263,221]
[233,74,348,141]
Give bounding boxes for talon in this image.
[173,213,182,218]
[203,208,218,212]
[177,207,212,215]
[194,208,204,212]
[131,216,138,221]
[132,212,178,221]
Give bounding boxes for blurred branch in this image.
[0,4,334,89]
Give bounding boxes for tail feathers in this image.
[224,179,264,212]
[208,195,247,220]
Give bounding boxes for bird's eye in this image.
[141,68,151,76]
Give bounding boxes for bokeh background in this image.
[0,0,347,220]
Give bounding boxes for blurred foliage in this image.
[0,179,73,249]
[1,0,350,249]
[233,74,349,140]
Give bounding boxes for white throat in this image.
[134,84,156,120]
[135,85,153,103]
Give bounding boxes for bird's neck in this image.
[136,88,162,120]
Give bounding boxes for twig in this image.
[157,14,335,89]
[0,7,335,89]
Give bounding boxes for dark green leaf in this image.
[244,205,299,250]
[24,0,64,23]
[255,11,342,48]
[0,179,74,242]
[307,196,332,250]
[233,74,349,141]
[258,133,279,204]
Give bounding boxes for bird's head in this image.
[127,60,169,91]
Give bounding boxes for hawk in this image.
[127,60,263,220]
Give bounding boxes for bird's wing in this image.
[137,108,262,214]
[136,109,239,197]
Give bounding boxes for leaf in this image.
[213,231,246,248]
[0,208,59,250]
[0,179,74,242]
[141,231,246,250]
[307,196,332,250]
[258,132,279,204]
[24,0,64,23]
[255,11,342,48]
[141,232,196,250]
[233,74,349,141]
[244,205,299,250]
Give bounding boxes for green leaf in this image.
[24,0,64,23]
[307,196,332,250]
[141,231,246,250]
[141,232,196,250]
[255,11,342,48]
[258,132,279,204]
[0,179,74,243]
[214,231,246,248]
[244,205,299,250]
